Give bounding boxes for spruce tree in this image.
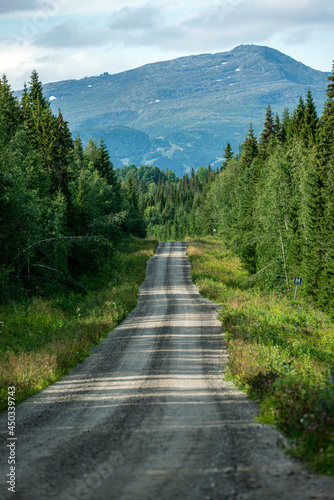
[28,69,48,109]
[291,96,306,139]
[280,108,291,143]
[273,113,282,142]
[302,88,318,147]
[221,141,234,170]
[52,110,73,194]
[21,83,30,123]
[316,62,334,310]
[127,176,139,210]
[318,62,334,163]
[0,75,21,143]
[25,71,58,188]
[259,104,275,156]
[236,125,259,272]
[301,64,334,307]
[71,133,85,177]
[96,137,117,187]
[241,124,258,168]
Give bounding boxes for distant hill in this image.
[28,45,331,175]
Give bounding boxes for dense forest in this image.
[0,65,333,314]
[116,65,334,314]
[0,71,146,302]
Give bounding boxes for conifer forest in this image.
[0,66,334,315]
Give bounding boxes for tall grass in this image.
[0,237,158,412]
[187,237,334,475]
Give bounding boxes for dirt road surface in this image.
[1,242,334,500]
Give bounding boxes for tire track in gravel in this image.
[1,242,334,500]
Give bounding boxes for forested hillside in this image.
[1,63,333,314]
[20,45,329,175]
[117,65,334,314]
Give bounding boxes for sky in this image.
[1,0,334,90]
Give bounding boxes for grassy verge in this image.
[186,237,334,475]
[0,237,158,413]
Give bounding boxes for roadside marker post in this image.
[293,277,302,302]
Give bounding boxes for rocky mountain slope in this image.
[39,44,330,175]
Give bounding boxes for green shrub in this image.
[187,236,334,475]
[0,238,158,413]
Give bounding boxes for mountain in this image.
[34,45,331,175]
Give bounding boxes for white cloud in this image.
[137,0,334,51]
[35,20,109,47]
[108,4,161,31]
[1,0,334,89]
[18,0,334,54]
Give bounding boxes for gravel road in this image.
[1,241,334,500]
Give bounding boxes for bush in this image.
[187,237,334,475]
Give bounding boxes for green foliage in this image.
[184,72,334,315]
[187,237,334,474]
[262,378,334,474]
[115,163,216,241]
[0,237,158,412]
[2,67,333,312]
[259,104,275,156]
[0,71,147,301]
[0,75,21,143]
[1,63,334,470]
[221,141,234,170]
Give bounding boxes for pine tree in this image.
[127,176,139,210]
[25,71,58,187]
[0,75,21,143]
[240,124,258,168]
[316,62,334,310]
[28,69,48,109]
[318,63,334,163]
[96,137,117,187]
[302,89,318,147]
[235,125,259,272]
[259,104,275,156]
[52,110,73,194]
[273,113,282,142]
[280,108,291,143]
[21,83,30,122]
[221,141,234,170]
[71,133,85,177]
[300,64,334,307]
[291,96,306,139]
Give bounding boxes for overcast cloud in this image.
[31,0,334,50]
[108,4,162,31]
[36,20,109,48]
[0,0,51,15]
[0,0,333,89]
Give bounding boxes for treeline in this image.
[202,70,334,313]
[116,163,217,240]
[1,66,333,313]
[0,71,145,301]
[116,65,334,313]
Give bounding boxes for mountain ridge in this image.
[23,44,331,175]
